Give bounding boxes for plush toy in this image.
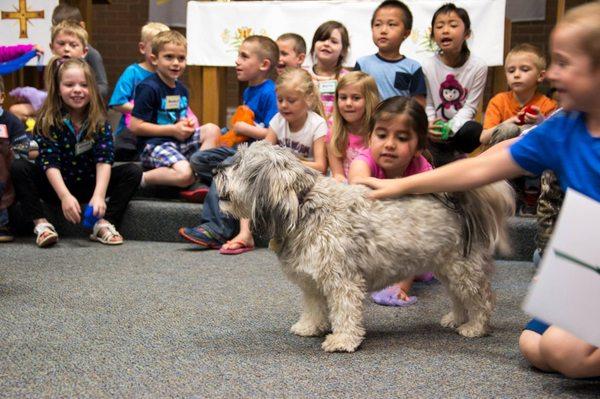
[217,105,255,148]
[9,87,47,111]
[434,120,452,140]
[82,204,99,229]
[517,105,536,125]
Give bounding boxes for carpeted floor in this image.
[1,239,598,398]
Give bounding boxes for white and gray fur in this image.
[215,141,515,353]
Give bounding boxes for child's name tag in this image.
[318,80,337,94]
[165,95,181,110]
[75,140,93,155]
[0,124,8,139]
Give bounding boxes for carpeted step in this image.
[10,199,537,261]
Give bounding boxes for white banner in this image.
[187,0,506,67]
[152,0,542,27]
[0,0,58,65]
[523,190,600,347]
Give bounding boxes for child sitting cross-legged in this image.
[129,30,221,189]
[348,96,433,306]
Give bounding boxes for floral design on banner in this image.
[221,26,268,53]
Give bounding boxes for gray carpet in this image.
[1,239,598,398]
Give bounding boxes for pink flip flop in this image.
[219,240,255,255]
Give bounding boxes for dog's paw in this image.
[457,321,489,338]
[290,321,328,337]
[321,333,363,353]
[440,312,461,328]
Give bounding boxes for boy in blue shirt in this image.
[357,2,600,379]
[179,35,279,253]
[355,0,426,104]
[130,31,220,188]
[109,22,170,161]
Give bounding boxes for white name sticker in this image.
[0,124,8,139]
[318,80,337,94]
[165,95,181,110]
[75,140,93,156]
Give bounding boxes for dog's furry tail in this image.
[458,181,516,256]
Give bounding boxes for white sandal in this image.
[33,223,58,248]
[89,222,123,245]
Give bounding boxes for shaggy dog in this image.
[215,141,515,353]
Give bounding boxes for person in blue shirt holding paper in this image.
[356,2,600,379]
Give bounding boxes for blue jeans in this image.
[189,147,238,241]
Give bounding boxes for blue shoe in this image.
[178,226,223,249]
[0,226,14,242]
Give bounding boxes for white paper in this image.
[523,189,600,347]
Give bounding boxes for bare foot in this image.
[222,232,254,251]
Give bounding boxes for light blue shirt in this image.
[108,63,153,136]
[355,54,426,100]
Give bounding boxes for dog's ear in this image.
[250,157,301,238]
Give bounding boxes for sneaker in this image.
[180,186,209,203]
[0,226,14,242]
[178,226,223,249]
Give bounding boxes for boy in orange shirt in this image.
[480,44,557,145]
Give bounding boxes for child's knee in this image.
[202,123,220,139]
[539,327,587,377]
[173,162,195,187]
[518,330,540,360]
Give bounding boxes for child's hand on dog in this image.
[355,176,404,200]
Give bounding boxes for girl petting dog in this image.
[349,96,433,306]
[221,67,328,255]
[357,2,600,378]
[11,57,142,247]
[327,71,380,183]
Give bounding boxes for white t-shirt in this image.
[422,53,488,133]
[269,111,327,160]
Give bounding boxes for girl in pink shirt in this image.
[327,72,380,182]
[349,96,433,306]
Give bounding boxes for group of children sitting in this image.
[0,1,598,378]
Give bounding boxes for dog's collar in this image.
[432,193,472,258]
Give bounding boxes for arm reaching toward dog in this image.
[356,148,526,200]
